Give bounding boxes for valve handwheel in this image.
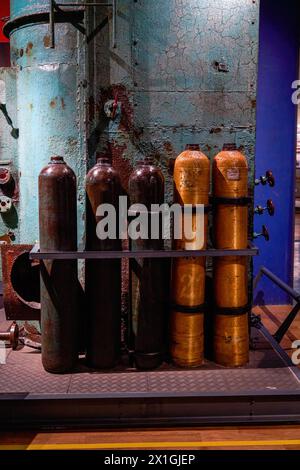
[255,170,275,187]
[255,199,275,216]
[254,225,270,241]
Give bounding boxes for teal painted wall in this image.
[0,0,259,258]
[87,0,259,205]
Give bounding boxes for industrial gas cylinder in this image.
[214,314,249,367]
[213,144,249,367]
[170,144,210,368]
[85,157,122,369]
[213,143,248,250]
[39,156,79,373]
[128,157,168,370]
[170,308,204,368]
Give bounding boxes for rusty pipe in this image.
[0,322,19,350]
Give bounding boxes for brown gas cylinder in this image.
[39,156,78,373]
[128,157,168,370]
[170,144,210,368]
[85,157,122,369]
[213,143,249,367]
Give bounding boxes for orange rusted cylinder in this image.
[213,143,249,367]
[172,144,210,307]
[213,143,248,250]
[171,144,210,368]
[170,309,204,368]
[214,313,249,367]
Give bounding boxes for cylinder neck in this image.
[185,144,200,151]
[222,143,237,151]
[137,157,155,166]
[50,156,65,164]
[97,157,110,165]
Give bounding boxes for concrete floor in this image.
[0,304,299,450]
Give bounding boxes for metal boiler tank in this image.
[4,0,85,246]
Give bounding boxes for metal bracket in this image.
[29,241,259,260]
[49,0,117,49]
[253,265,300,343]
[0,103,19,139]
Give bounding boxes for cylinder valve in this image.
[254,199,275,216]
[254,225,270,241]
[0,168,12,185]
[255,170,275,187]
[0,196,12,213]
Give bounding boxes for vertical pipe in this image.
[112,0,116,48]
[49,0,55,49]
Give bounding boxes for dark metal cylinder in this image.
[39,156,78,373]
[85,157,122,369]
[128,158,168,370]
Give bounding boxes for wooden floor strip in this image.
[1,440,300,450]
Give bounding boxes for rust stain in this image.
[61,98,66,109]
[29,103,33,111]
[163,141,176,162]
[50,99,56,108]
[88,96,95,122]
[19,48,23,57]
[43,35,51,48]
[1,245,40,321]
[163,141,174,154]
[99,85,134,133]
[251,99,257,109]
[111,143,132,193]
[209,127,222,134]
[25,42,33,56]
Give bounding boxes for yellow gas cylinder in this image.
[170,144,210,367]
[213,143,249,367]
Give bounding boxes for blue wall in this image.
[254,0,299,305]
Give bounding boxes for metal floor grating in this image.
[0,327,300,396]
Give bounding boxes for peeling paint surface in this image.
[0,0,259,261]
[86,0,259,322]
[88,0,259,200]
[7,1,86,247]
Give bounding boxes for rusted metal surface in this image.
[170,144,209,367]
[1,244,40,320]
[85,157,122,369]
[85,1,259,326]
[0,321,19,349]
[39,156,78,373]
[128,158,169,370]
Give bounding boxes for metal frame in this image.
[29,241,259,260]
[49,0,117,48]
[254,266,300,343]
[1,253,300,428]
